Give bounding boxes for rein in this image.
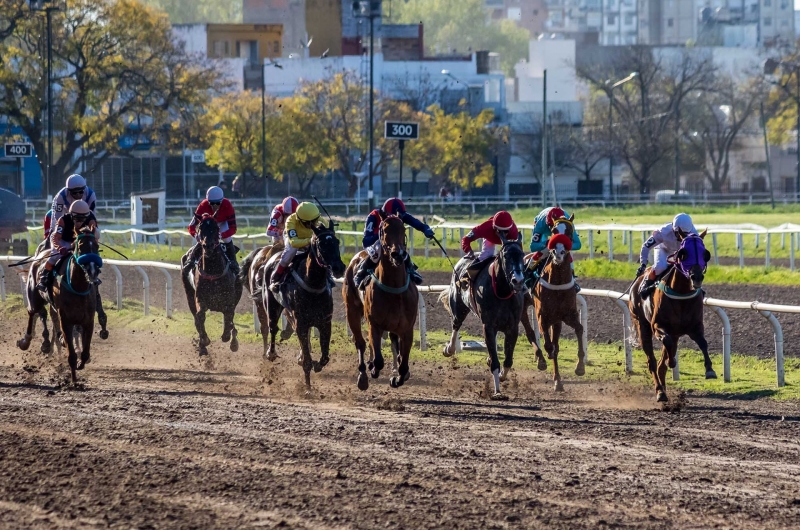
[537,276,575,291]
[490,262,515,300]
[656,281,702,300]
[291,269,330,294]
[61,254,93,296]
[370,270,411,294]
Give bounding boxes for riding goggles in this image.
[68,187,85,196]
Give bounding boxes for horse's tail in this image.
[239,249,258,293]
[438,286,453,317]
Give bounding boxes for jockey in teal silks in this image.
[527,206,582,292]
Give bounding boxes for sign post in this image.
[384,121,419,199]
[5,143,33,197]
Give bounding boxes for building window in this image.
[667,17,674,27]
[607,0,615,9]
[764,16,772,25]
[607,14,616,24]
[780,0,788,8]
[764,0,770,6]
[507,7,522,20]
[212,40,230,57]
[273,41,279,54]
[624,13,633,24]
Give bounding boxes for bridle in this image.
[379,216,408,267]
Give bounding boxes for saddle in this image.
[458,256,494,289]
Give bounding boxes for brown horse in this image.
[240,241,295,345]
[527,224,586,392]
[31,227,101,385]
[343,215,419,390]
[629,231,713,402]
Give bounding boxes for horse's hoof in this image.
[40,342,51,354]
[199,345,208,357]
[265,349,278,362]
[390,376,402,388]
[357,372,369,391]
[230,339,239,353]
[221,332,231,343]
[82,355,91,366]
[313,361,323,373]
[554,380,564,392]
[16,338,30,351]
[442,344,455,358]
[536,358,547,371]
[575,363,585,377]
[296,354,304,367]
[499,368,511,382]
[279,328,294,342]
[547,352,554,360]
[705,370,717,379]
[76,360,85,371]
[200,337,211,348]
[99,330,109,340]
[490,393,509,401]
[657,391,669,402]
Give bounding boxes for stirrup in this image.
[411,271,423,286]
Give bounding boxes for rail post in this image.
[711,233,719,266]
[577,294,588,363]
[709,305,731,383]
[0,262,5,302]
[627,230,633,263]
[109,264,123,310]
[418,294,427,351]
[588,230,594,259]
[607,230,613,262]
[459,228,465,256]
[758,309,785,387]
[613,298,632,373]
[791,232,796,272]
[737,233,744,268]
[765,233,771,268]
[134,266,150,316]
[156,268,173,318]
[672,354,680,381]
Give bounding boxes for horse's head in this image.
[74,226,102,284]
[198,215,220,252]
[380,215,407,268]
[311,220,347,278]
[550,214,575,240]
[498,231,526,292]
[675,230,710,290]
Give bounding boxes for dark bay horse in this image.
[33,227,102,384]
[343,216,419,391]
[440,232,526,400]
[181,216,243,356]
[259,220,346,389]
[240,241,295,342]
[528,225,586,392]
[629,231,713,402]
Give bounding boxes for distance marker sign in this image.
[384,121,419,141]
[4,143,33,158]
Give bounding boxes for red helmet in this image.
[493,211,514,231]
[545,207,566,227]
[282,196,299,215]
[381,197,406,216]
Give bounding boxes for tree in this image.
[392,0,529,75]
[141,0,241,24]
[577,47,715,195]
[0,0,225,195]
[0,0,25,43]
[683,75,764,193]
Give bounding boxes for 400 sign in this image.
[4,143,33,158]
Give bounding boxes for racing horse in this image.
[629,230,712,402]
[343,215,419,391]
[260,220,346,389]
[440,232,526,400]
[240,241,295,342]
[526,217,586,392]
[30,226,102,384]
[181,216,243,356]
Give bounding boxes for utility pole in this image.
[31,1,60,198]
[261,63,267,200]
[353,1,380,210]
[541,69,547,206]
[674,105,681,195]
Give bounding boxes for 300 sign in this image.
[384,121,419,140]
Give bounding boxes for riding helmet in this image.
[382,197,406,216]
[66,174,86,191]
[296,202,320,222]
[282,196,299,215]
[206,186,224,202]
[69,200,91,215]
[545,207,566,226]
[493,211,513,231]
[672,213,695,234]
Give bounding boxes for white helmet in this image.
[206,186,224,202]
[69,200,91,216]
[66,174,86,191]
[672,213,695,234]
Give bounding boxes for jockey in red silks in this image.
[458,210,519,289]
[185,186,239,276]
[266,196,299,244]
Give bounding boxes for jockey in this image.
[52,174,97,224]
[185,186,239,276]
[267,196,299,244]
[636,212,698,300]
[36,200,98,292]
[458,211,519,288]
[269,201,330,292]
[353,197,434,289]
[527,206,582,292]
[43,209,53,240]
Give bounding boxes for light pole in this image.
[353,0,380,210]
[30,0,60,199]
[605,72,637,201]
[765,59,800,202]
[261,60,282,200]
[441,70,472,114]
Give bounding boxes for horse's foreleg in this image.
[443,294,469,358]
[346,297,369,390]
[639,322,662,400]
[550,321,563,392]
[265,297,281,361]
[221,308,233,343]
[368,324,384,379]
[39,310,51,354]
[96,290,109,340]
[654,326,674,402]
[314,322,332,373]
[521,301,545,370]
[194,308,210,355]
[564,311,586,377]
[256,302,271,357]
[390,328,413,389]
[482,324,506,400]
[77,320,93,369]
[296,325,313,390]
[689,327,715,379]
[59,314,78,385]
[16,310,38,351]
[500,327,519,383]
[227,309,239,353]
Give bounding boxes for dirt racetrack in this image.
[1,290,800,528]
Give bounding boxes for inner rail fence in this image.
[13,220,800,271]
[0,256,794,389]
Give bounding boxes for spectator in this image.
[231,175,242,198]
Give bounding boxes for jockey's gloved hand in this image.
[635,263,647,278]
[466,250,476,260]
[423,226,435,239]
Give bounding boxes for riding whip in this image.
[98,242,130,260]
[431,235,457,272]
[8,254,47,267]
[311,195,335,224]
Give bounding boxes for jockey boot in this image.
[269,265,287,293]
[639,277,656,300]
[405,254,423,286]
[36,262,54,292]
[224,243,240,276]
[326,269,336,289]
[572,271,580,293]
[354,257,377,290]
[182,244,201,277]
